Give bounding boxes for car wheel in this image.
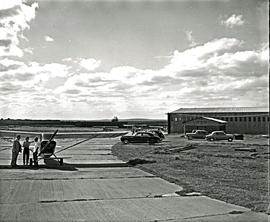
[123,139,129,144]
[228,138,233,142]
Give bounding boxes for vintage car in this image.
[205,131,234,142]
[186,130,208,140]
[120,132,161,144]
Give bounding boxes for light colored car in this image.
[205,131,234,142]
[186,130,208,140]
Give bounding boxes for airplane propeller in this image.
[38,129,58,156]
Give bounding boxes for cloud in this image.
[162,38,243,74]
[1,37,268,119]
[24,47,33,54]
[184,30,197,47]
[62,57,72,62]
[0,58,24,72]
[0,59,72,118]
[0,0,38,57]
[62,57,101,71]
[0,0,20,10]
[0,60,71,91]
[44,35,54,42]
[221,14,245,28]
[78,58,101,71]
[52,38,267,118]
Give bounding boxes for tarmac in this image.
[0,137,269,221]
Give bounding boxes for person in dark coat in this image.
[11,135,21,167]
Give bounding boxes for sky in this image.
[0,0,269,120]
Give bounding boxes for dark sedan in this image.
[121,132,161,144]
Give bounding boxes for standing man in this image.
[22,137,33,165]
[32,137,40,167]
[11,135,21,167]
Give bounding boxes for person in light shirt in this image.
[22,137,34,165]
[32,137,40,166]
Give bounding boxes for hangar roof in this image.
[170,107,269,114]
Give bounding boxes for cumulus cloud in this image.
[0,61,71,92]
[1,37,268,119]
[62,57,72,62]
[0,58,24,72]
[78,58,101,71]
[0,59,73,118]
[221,14,245,28]
[62,57,101,71]
[162,38,243,74]
[44,35,54,42]
[54,37,267,117]
[0,0,38,57]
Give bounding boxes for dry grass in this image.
[112,135,269,213]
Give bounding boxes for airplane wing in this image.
[0,130,42,140]
[54,131,128,139]
[0,130,127,139]
[54,131,128,154]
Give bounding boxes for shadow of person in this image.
[43,159,78,171]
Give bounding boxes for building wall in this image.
[185,118,225,133]
[168,112,269,134]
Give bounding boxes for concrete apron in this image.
[0,138,269,222]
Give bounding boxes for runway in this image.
[0,137,268,221]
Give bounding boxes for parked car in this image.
[121,132,161,144]
[149,130,165,140]
[186,130,208,140]
[205,131,234,142]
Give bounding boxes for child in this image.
[22,137,33,165]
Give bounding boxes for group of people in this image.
[11,135,41,167]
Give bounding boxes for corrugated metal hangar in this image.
[167,107,269,134]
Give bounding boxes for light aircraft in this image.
[0,129,127,166]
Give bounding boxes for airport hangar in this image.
[167,107,269,134]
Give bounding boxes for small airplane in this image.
[0,129,128,166]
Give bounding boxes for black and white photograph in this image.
[0,0,269,221]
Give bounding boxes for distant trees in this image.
[111,116,119,122]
